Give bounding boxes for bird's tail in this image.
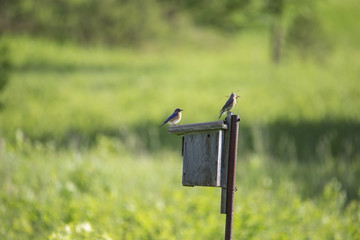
[219,111,224,119]
[159,122,167,127]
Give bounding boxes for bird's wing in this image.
[160,112,177,127]
[220,97,234,112]
[167,112,178,121]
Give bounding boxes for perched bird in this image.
[219,93,238,119]
[160,108,183,127]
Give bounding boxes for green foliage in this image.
[168,0,254,32]
[0,142,359,240]
[1,0,169,45]
[0,0,328,45]
[0,0,342,63]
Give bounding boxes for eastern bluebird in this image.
[219,93,238,119]
[160,108,183,127]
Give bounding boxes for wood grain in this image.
[182,130,223,187]
[169,121,227,135]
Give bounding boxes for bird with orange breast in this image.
[160,108,183,127]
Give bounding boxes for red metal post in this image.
[225,115,240,240]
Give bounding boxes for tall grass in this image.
[1,139,359,240]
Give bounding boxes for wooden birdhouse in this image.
[168,111,240,190]
[169,120,228,187]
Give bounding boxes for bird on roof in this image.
[160,108,183,127]
[219,93,238,119]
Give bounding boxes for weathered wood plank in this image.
[182,130,223,187]
[168,121,227,135]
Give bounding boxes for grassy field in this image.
[1,0,360,239]
[1,30,359,164]
[1,140,359,240]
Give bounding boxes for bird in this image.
[219,93,238,119]
[160,108,183,127]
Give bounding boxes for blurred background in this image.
[0,0,359,239]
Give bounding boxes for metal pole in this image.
[225,115,240,240]
[220,111,233,214]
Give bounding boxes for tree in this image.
[263,0,331,63]
[0,35,11,107]
[265,0,284,63]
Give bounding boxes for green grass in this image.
[1,140,359,240]
[1,32,360,138]
[1,31,359,160]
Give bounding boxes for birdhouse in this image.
[169,112,240,217]
[169,119,229,187]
